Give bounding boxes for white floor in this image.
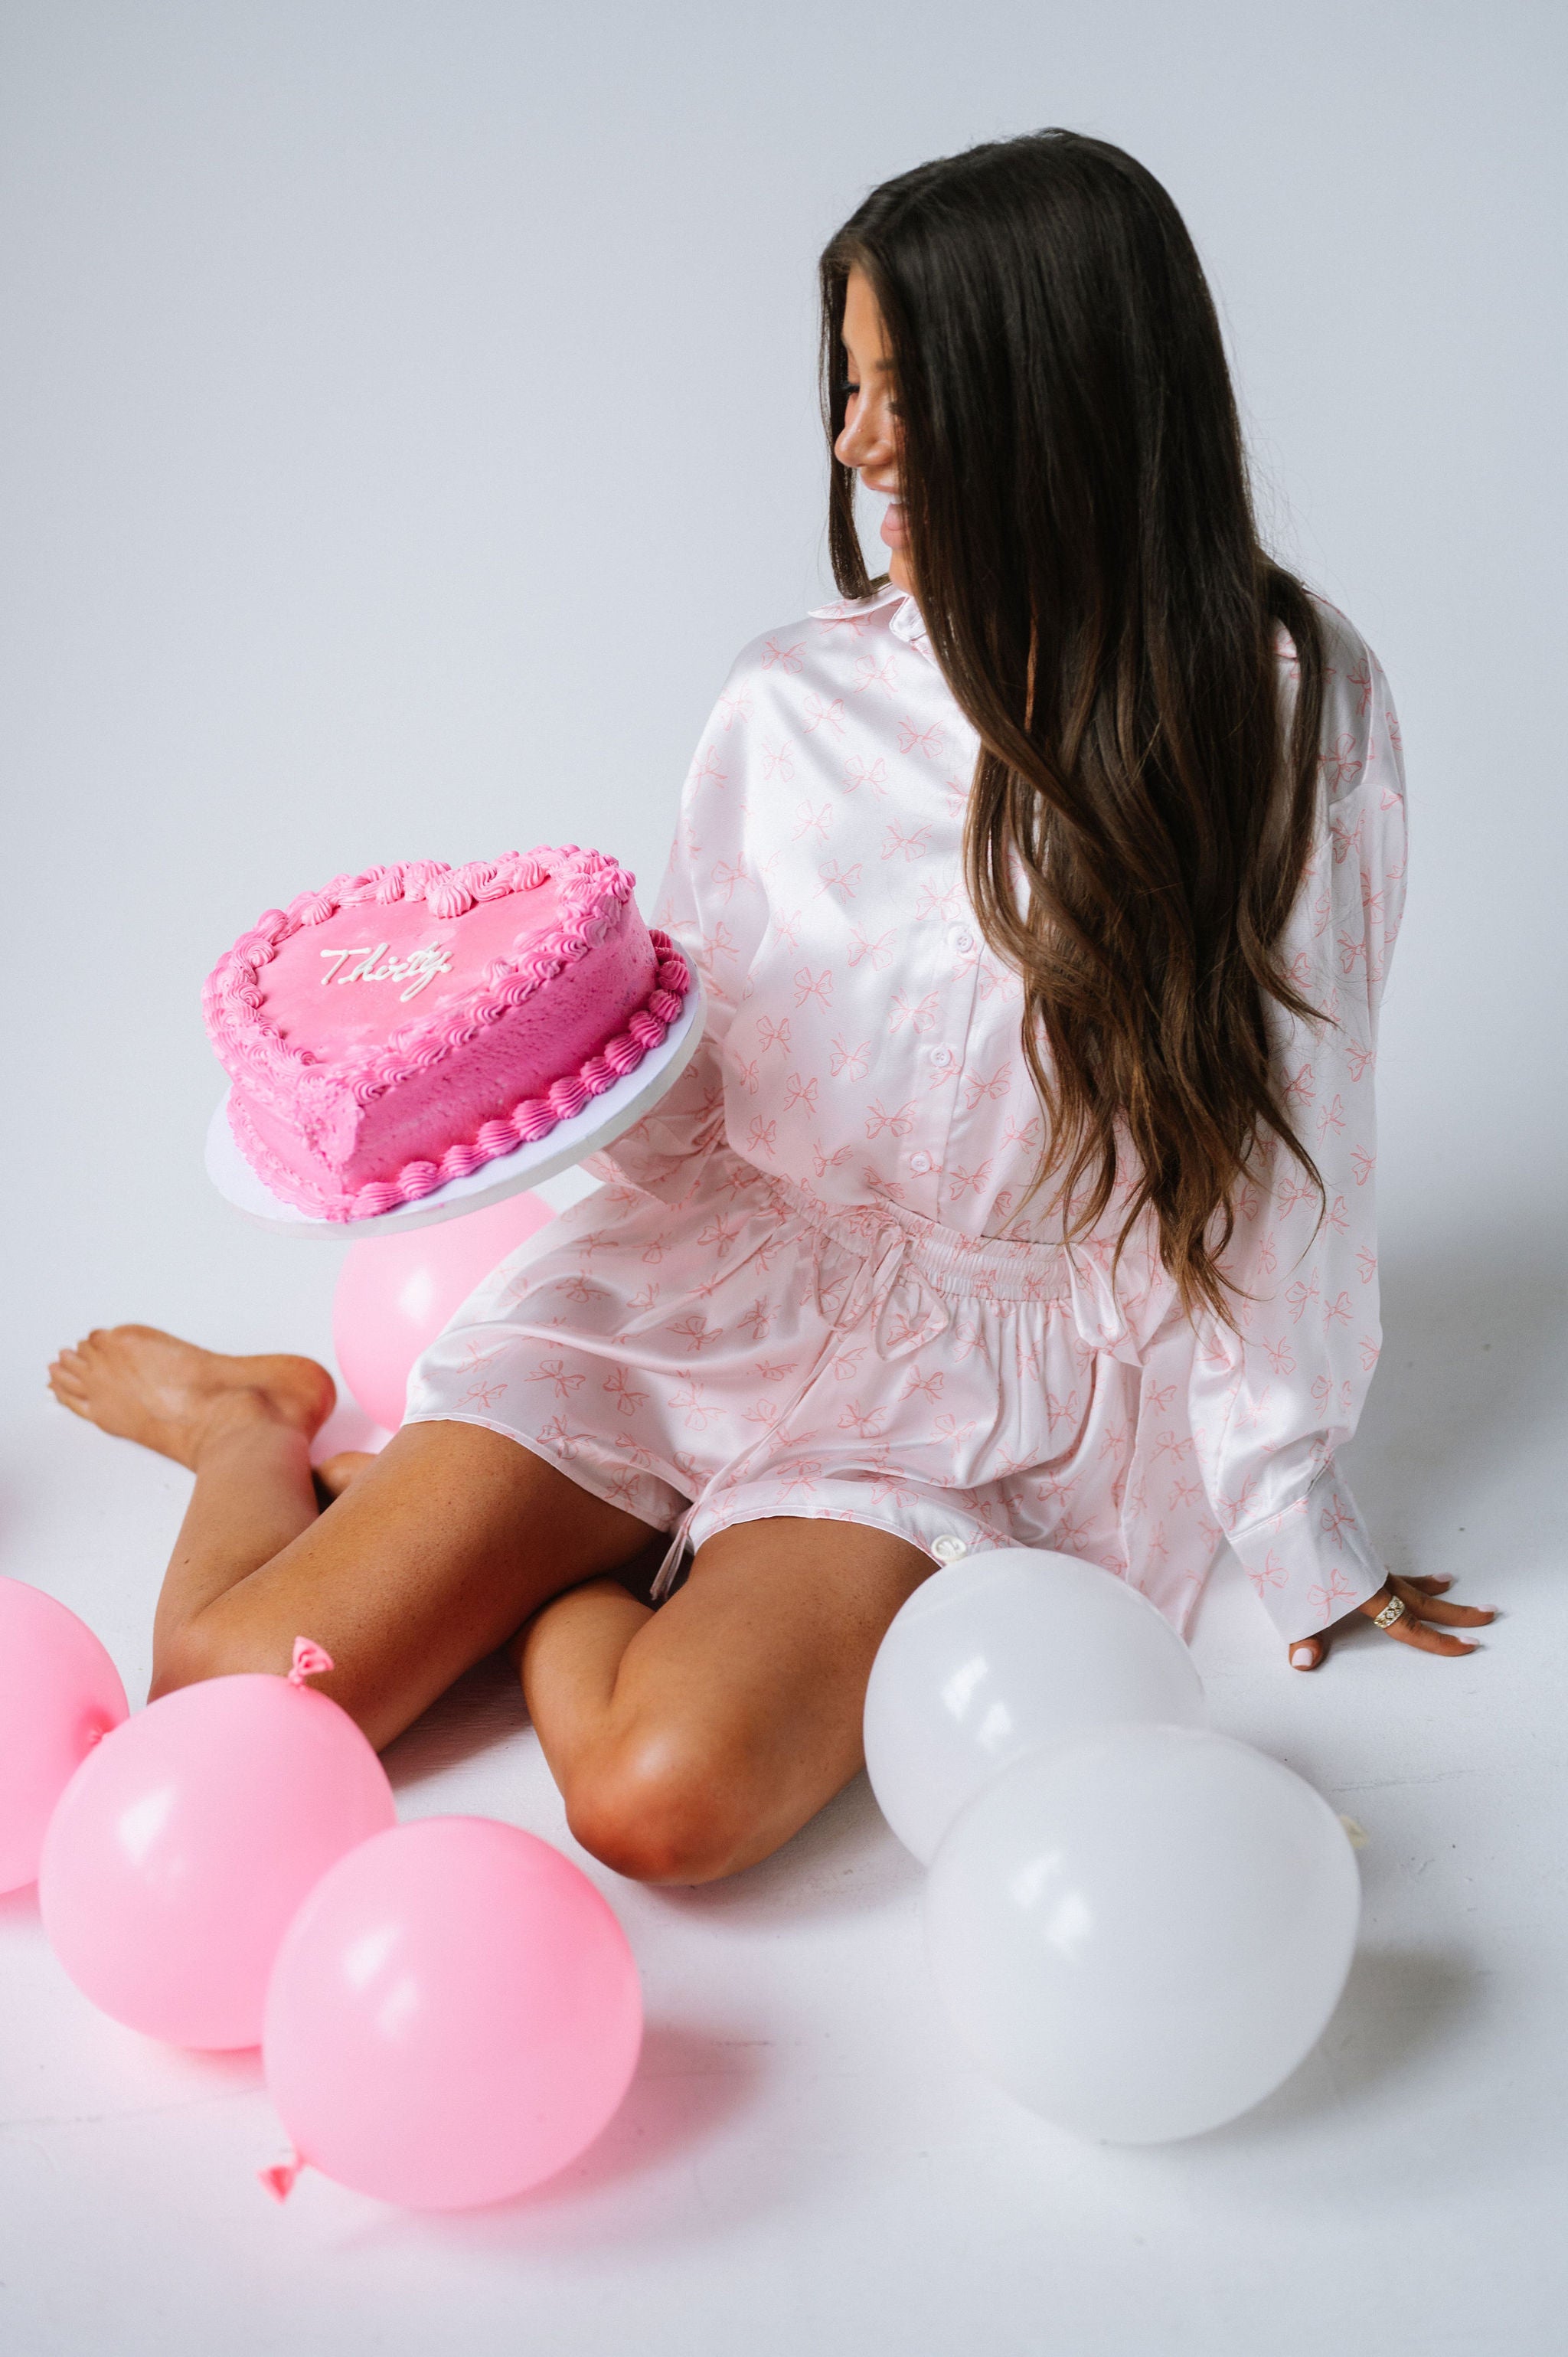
[2,1188,1564,2357]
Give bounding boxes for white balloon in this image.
[925,1724,1361,2143]
[864,1548,1206,1864]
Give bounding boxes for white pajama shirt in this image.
[408,580,1406,1644]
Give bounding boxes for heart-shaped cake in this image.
[203,849,691,1221]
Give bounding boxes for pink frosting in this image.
[204,848,690,1221]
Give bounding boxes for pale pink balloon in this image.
[332,1189,556,1430]
[38,1642,394,2048]
[0,1577,129,1894]
[263,1816,643,2209]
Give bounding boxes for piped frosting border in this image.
[204,848,691,1221]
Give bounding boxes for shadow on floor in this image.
[1213,1938,1486,2150]
[519,2017,769,2208]
[382,1651,531,1791]
[1323,1940,1485,2103]
[326,2015,786,2257]
[1346,1227,1567,1575]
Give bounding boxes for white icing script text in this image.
[319,943,454,1002]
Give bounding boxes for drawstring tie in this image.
[648,1214,952,1603]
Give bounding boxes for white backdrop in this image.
[3,0,1564,1417]
[4,15,1567,2356]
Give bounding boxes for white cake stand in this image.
[205,976,706,1238]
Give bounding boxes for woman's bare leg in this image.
[48,1327,335,1636]
[47,1324,660,1751]
[514,1515,934,1885]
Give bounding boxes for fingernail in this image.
[1291,1644,1316,1669]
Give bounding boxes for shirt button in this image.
[932,1535,969,1563]
[952,927,976,955]
[928,1044,954,1069]
[909,1150,933,1175]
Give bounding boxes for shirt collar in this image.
[807,580,934,663]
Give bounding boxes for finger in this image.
[1289,1635,1326,1671]
[1384,1608,1479,1658]
[1403,1574,1454,1594]
[1391,1575,1494,1628]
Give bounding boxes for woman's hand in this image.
[1288,1573,1495,1671]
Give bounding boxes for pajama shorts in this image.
[404,1143,1138,1600]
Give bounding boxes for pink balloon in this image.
[263,1816,642,2208]
[0,1577,129,1894]
[38,1644,395,2048]
[332,1190,557,1430]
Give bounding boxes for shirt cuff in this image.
[1228,1463,1386,1646]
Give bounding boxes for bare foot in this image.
[314,1450,377,1499]
[47,1324,335,1471]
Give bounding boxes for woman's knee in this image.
[146,1614,284,1703]
[564,1728,756,1886]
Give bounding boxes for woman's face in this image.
[834,265,910,591]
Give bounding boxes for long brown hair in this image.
[818,130,1327,1321]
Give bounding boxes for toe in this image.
[314,1450,375,1498]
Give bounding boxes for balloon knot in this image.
[288,1636,335,1687]
[258,2155,302,2202]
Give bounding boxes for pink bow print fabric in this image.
[407,581,1406,1644]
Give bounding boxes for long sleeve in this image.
[647,655,773,1061]
[1188,616,1410,1643]
[580,649,771,1199]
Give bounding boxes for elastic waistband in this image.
[757,1165,1070,1304]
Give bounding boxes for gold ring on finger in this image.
[1373,1592,1408,1630]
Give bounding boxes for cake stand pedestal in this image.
[204,976,707,1239]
